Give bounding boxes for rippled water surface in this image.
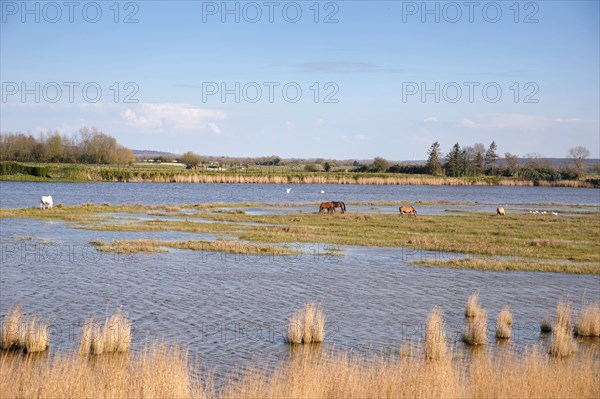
[1,182,599,379]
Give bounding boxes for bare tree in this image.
[568,146,590,177]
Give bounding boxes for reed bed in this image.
[462,308,488,346]
[465,292,481,317]
[0,343,198,399]
[424,307,450,362]
[286,303,325,344]
[496,306,513,339]
[549,300,578,357]
[1,305,49,353]
[221,346,599,399]
[574,301,600,337]
[79,308,131,356]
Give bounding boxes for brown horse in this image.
[399,205,417,218]
[331,201,346,213]
[319,202,335,214]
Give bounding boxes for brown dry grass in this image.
[496,306,513,339]
[23,316,49,353]
[463,308,488,346]
[465,292,480,317]
[286,303,325,344]
[1,305,23,350]
[574,301,600,337]
[221,346,599,399]
[549,300,578,357]
[425,307,449,362]
[0,343,199,399]
[1,305,49,353]
[79,309,131,356]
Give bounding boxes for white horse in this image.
[40,196,53,209]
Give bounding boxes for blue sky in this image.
[1,0,599,160]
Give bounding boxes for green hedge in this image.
[0,161,48,177]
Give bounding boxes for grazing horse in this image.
[497,207,505,216]
[399,205,417,218]
[40,196,53,209]
[319,202,335,214]
[331,201,346,213]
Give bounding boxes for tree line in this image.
[0,127,134,165]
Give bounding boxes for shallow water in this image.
[1,182,599,380]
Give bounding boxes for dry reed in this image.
[1,305,22,350]
[0,343,198,399]
[220,345,599,399]
[80,309,131,356]
[495,306,513,339]
[286,303,325,344]
[549,300,578,357]
[1,305,49,353]
[465,292,481,317]
[574,301,600,337]
[23,316,49,353]
[462,308,488,346]
[425,307,449,362]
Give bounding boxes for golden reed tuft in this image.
[287,303,325,344]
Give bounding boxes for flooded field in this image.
[1,182,599,384]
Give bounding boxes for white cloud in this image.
[423,116,438,123]
[454,113,587,130]
[120,103,226,133]
[284,120,294,130]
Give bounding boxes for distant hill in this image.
[132,150,179,159]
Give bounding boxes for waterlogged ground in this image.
[1,182,599,380]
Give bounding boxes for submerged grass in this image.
[91,239,302,257]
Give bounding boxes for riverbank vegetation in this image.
[2,128,598,186]
[1,302,598,399]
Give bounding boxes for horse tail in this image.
[342,202,346,212]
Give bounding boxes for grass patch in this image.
[414,258,599,275]
[286,303,325,345]
[549,300,578,357]
[425,307,450,362]
[496,306,513,339]
[574,301,600,337]
[90,239,302,257]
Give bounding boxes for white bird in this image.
[551,212,558,216]
[541,211,547,215]
[320,190,325,194]
[286,188,292,194]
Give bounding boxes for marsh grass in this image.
[425,307,449,362]
[0,343,198,399]
[495,306,513,339]
[574,301,600,337]
[287,303,325,344]
[23,316,49,353]
[549,300,578,357]
[79,309,131,356]
[1,305,23,350]
[465,292,481,317]
[1,305,49,353]
[91,239,302,257]
[3,202,599,274]
[221,345,599,399]
[463,308,488,346]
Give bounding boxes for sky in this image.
[1,0,599,160]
